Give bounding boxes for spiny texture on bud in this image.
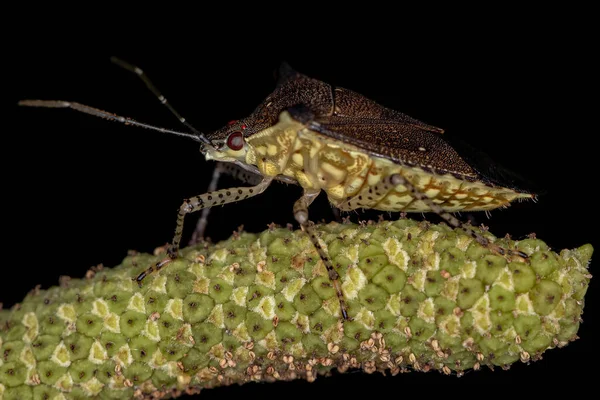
[0,219,593,399]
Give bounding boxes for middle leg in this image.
[293,190,350,321]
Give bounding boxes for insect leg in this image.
[189,165,222,245]
[135,177,273,284]
[386,174,528,260]
[190,162,264,244]
[293,190,350,321]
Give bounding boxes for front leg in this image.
[135,177,273,284]
[293,190,350,321]
[190,162,264,245]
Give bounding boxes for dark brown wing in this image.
[297,111,480,181]
[290,110,535,193]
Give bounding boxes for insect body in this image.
[20,61,535,321]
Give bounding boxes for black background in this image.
[5,15,597,397]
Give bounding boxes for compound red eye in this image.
[226,131,244,151]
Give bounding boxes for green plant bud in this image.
[457,279,484,309]
[372,264,407,294]
[508,262,536,293]
[64,333,94,361]
[31,335,61,361]
[530,280,562,315]
[69,359,97,383]
[37,360,67,385]
[0,219,592,399]
[530,251,560,277]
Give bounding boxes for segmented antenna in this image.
[18,100,204,143]
[110,57,211,145]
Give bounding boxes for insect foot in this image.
[1,218,593,398]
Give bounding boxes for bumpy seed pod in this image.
[0,219,593,399]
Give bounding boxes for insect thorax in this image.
[243,112,532,213]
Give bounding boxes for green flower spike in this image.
[0,218,593,399]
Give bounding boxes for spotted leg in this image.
[293,190,350,321]
[135,177,273,284]
[189,162,264,245]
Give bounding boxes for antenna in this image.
[18,99,205,143]
[110,57,211,145]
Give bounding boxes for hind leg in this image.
[338,173,527,260]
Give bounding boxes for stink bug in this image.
[19,59,536,321]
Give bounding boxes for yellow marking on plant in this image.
[88,340,108,365]
[321,321,344,345]
[50,341,71,367]
[456,235,473,251]
[19,345,36,367]
[165,299,184,320]
[217,267,235,285]
[255,270,276,290]
[354,308,375,330]
[549,301,566,321]
[292,313,311,334]
[207,304,225,328]
[417,298,436,324]
[142,319,161,342]
[81,377,104,396]
[22,312,39,343]
[412,270,427,293]
[386,294,402,316]
[383,237,409,271]
[495,268,514,291]
[193,276,210,294]
[439,315,462,337]
[126,292,146,313]
[281,278,306,302]
[515,294,535,315]
[322,296,341,317]
[149,348,167,369]
[56,304,77,323]
[471,294,491,335]
[231,287,248,307]
[91,299,110,318]
[209,248,228,263]
[341,266,367,300]
[54,372,73,390]
[253,296,276,320]
[461,261,477,279]
[394,316,410,335]
[114,344,133,367]
[343,244,360,265]
[232,322,250,342]
[150,275,168,294]
[290,342,306,359]
[258,330,279,351]
[441,276,460,301]
[103,312,121,333]
[209,343,226,359]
